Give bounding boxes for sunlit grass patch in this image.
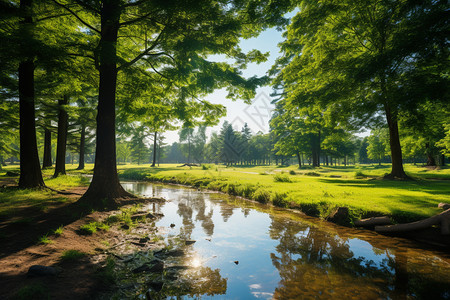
[44,174,90,189]
[39,233,53,244]
[110,163,450,224]
[78,222,110,235]
[53,225,64,236]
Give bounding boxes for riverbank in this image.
[0,176,174,299]
[2,163,449,226]
[113,163,450,226]
[1,166,449,298]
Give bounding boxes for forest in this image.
[1,0,449,299]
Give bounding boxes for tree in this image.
[52,0,290,207]
[273,0,448,179]
[367,129,389,165]
[179,125,195,164]
[53,96,69,177]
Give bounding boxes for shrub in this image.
[354,170,366,178]
[271,192,289,207]
[289,170,296,175]
[236,183,256,198]
[273,173,292,183]
[304,172,320,177]
[253,188,271,204]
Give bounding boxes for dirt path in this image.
[0,180,164,299]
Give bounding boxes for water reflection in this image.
[122,182,450,299]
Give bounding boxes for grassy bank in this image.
[1,163,449,225]
[115,163,450,225]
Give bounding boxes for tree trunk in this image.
[79,0,133,209]
[42,125,52,168]
[77,124,85,170]
[151,131,157,167]
[384,104,408,179]
[18,0,45,189]
[296,150,301,168]
[157,142,161,166]
[425,142,436,166]
[53,96,69,178]
[188,136,191,164]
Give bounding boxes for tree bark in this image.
[79,0,133,208]
[18,0,45,189]
[296,150,301,168]
[18,60,45,188]
[77,124,86,170]
[53,96,69,178]
[42,125,52,168]
[425,142,436,166]
[151,131,157,167]
[384,104,408,179]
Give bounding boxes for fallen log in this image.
[438,203,450,210]
[375,208,450,235]
[354,216,392,227]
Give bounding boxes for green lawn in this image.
[1,163,449,225]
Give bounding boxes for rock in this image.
[438,203,450,210]
[326,207,349,225]
[6,171,19,177]
[139,237,150,243]
[130,241,146,247]
[185,240,196,245]
[148,281,164,292]
[148,259,164,273]
[170,223,175,228]
[166,265,189,270]
[27,265,58,277]
[131,213,149,221]
[147,213,156,219]
[132,259,164,274]
[234,261,239,265]
[205,238,211,242]
[166,249,185,257]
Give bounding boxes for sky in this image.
[163,28,285,144]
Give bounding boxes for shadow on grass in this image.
[0,250,110,300]
[317,178,450,196]
[0,187,92,259]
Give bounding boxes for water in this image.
[121,182,450,299]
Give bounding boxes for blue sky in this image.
[164,27,285,144]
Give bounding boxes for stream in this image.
[120,181,450,299]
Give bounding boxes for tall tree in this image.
[53,0,290,207]
[17,0,45,188]
[273,0,449,179]
[53,95,69,177]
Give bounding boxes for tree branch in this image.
[118,28,165,71]
[50,0,100,34]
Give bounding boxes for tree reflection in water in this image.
[269,216,450,299]
[122,183,450,299]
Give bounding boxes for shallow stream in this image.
[121,181,450,299]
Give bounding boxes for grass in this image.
[39,234,53,245]
[113,163,450,224]
[14,283,49,300]
[53,225,64,236]
[1,163,449,225]
[61,249,86,261]
[78,222,110,235]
